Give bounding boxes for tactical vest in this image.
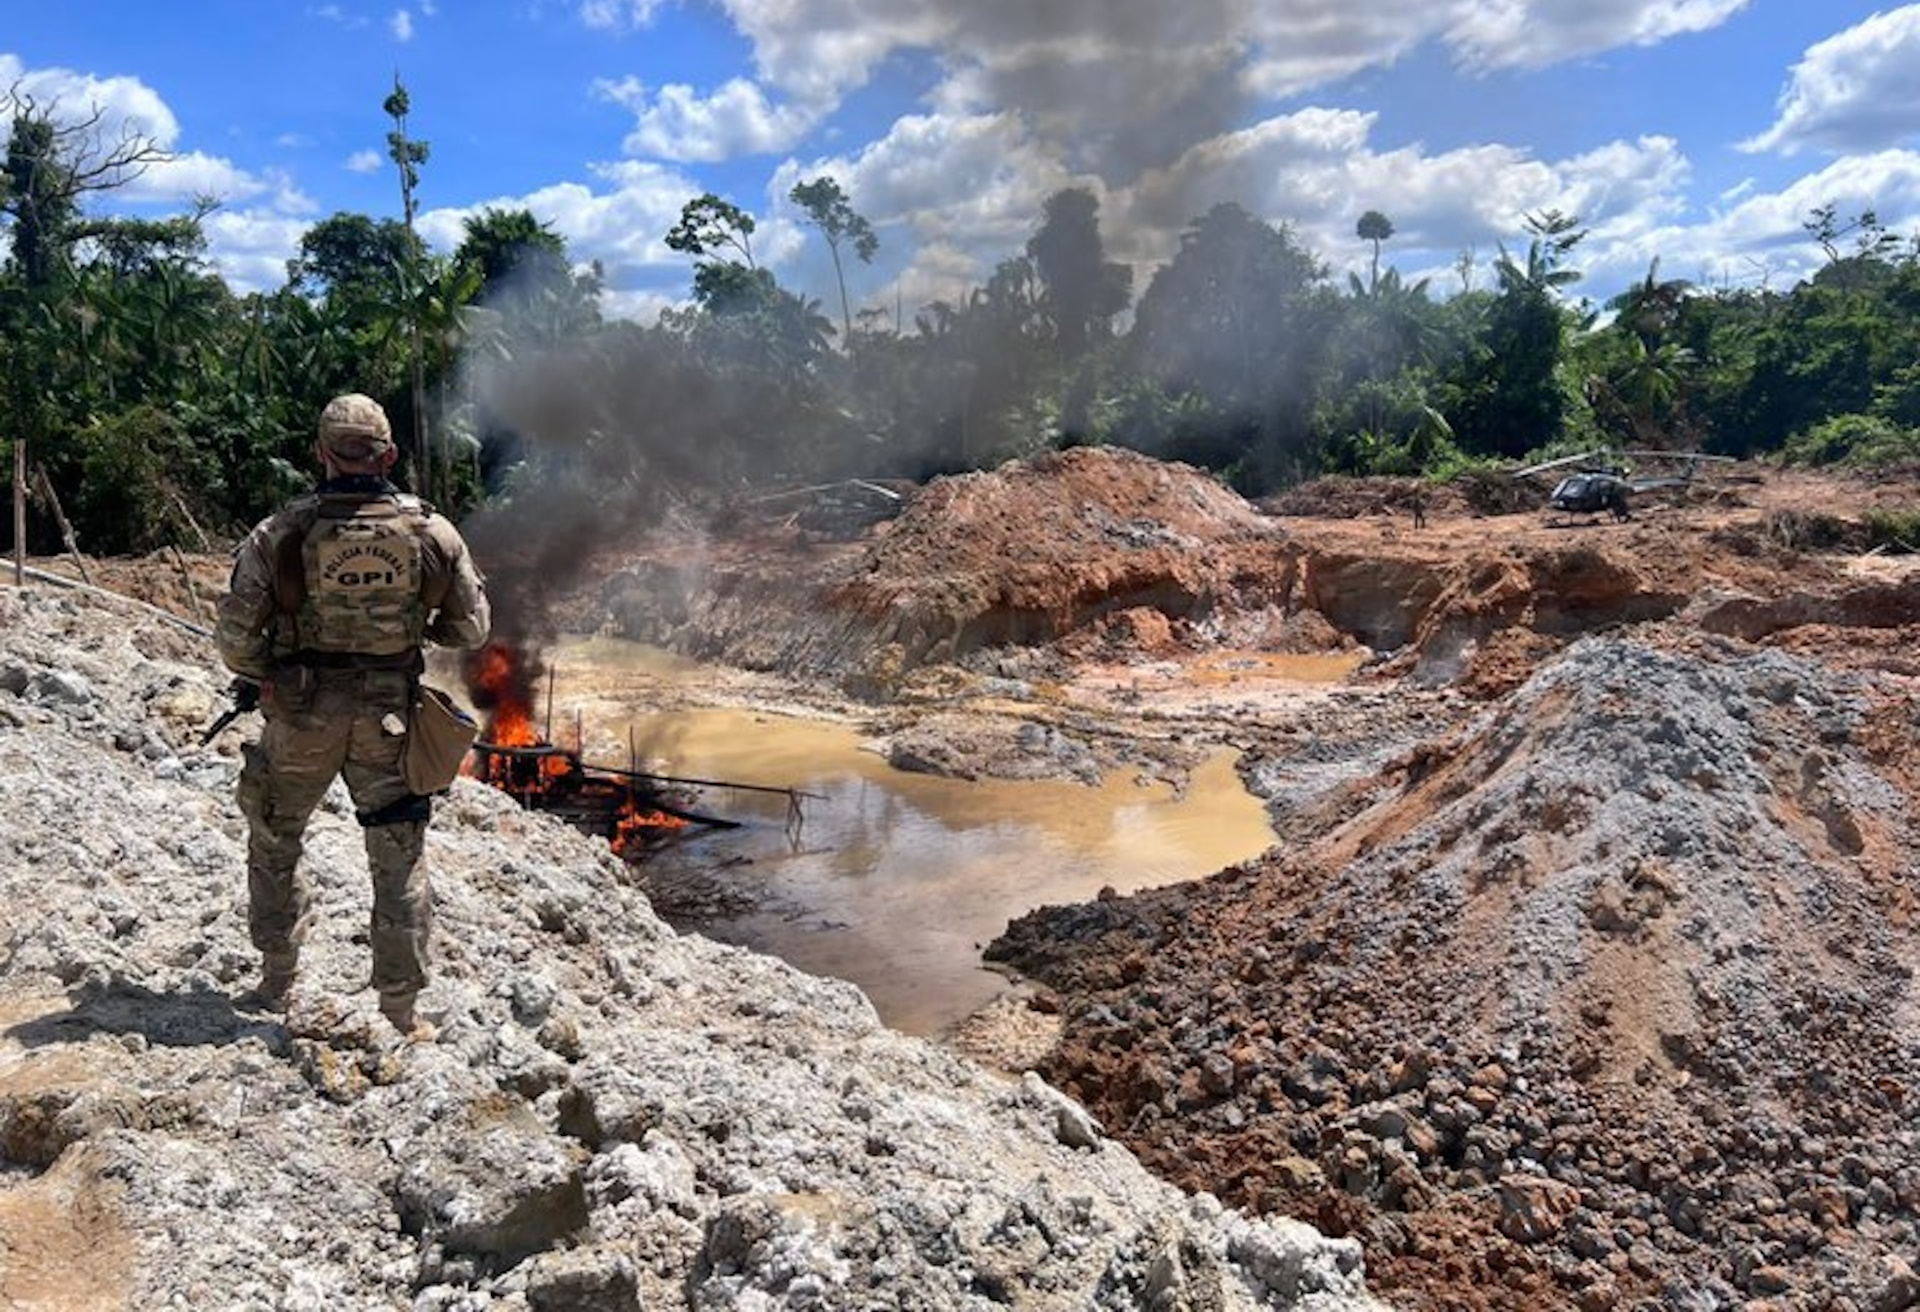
[275,492,431,659]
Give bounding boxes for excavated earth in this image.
[566,448,1920,1311]
[9,447,1920,1311]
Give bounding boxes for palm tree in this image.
[1495,210,1586,297]
[1357,210,1394,296]
[1609,257,1691,349]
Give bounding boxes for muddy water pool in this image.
[539,638,1285,1037]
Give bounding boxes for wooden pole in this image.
[168,544,211,626]
[31,465,92,587]
[11,563,213,637]
[163,484,213,553]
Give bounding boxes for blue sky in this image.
[6,2,1920,323]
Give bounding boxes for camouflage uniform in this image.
[216,394,490,1016]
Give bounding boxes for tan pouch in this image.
[403,683,479,795]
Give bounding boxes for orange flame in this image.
[463,639,690,852]
[611,799,689,854]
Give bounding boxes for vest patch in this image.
[292,496,429,657]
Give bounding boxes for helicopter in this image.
[1512,450,1734,523]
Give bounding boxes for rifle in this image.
[200,679,261,744]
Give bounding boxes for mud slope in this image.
[992,636,1920,1310]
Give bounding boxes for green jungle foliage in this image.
[5,99,1919,557]
[1864,507,1920,554]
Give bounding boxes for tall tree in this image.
[1356,210,1394,296]
[1,92,173,571]
[1125,202,1328,488]
[454,207,600,345]
[1026,188,1131,443]
[287,212,419,299]
[666,193,758,269]
[2,93,172,288]
[789,176,878,343]
[1452,211,1588,458]
[384,76,433,498]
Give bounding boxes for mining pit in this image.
[20,446,1920,1310]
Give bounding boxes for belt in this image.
[282,649,423,673]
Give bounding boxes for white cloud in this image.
[1444,0,1753,71]
[1603,150,1920,294]
[596,76,822,161]
[579,0,668,32]
[0,58,309,219]
[1101,110,1699,302]
[201,208,313,294]
[391,9,415,43]
[1241,6,1427,100]
[312,5,370,31]
[406,158,713,308]
[119,150,277,206]
[0,57,181,148]
[716,1,946,105]
[347,149,385,174]
[777,110,1082,307]
[1741,6,1920,157]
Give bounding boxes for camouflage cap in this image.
[317,393,394,460]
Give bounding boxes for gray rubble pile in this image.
[0,585,1383,1311]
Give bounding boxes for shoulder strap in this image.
[271,496,322,616]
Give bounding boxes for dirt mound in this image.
[991,637,1920,1309]
[600,446,1303,688]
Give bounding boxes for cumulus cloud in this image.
[200,209,313,294]
[1112,110,1694,296]
[0,57,181,149]
[596,75,822,161]
[1445,0,1753,71]
[0,57,308,219]
[1741,6,1920,157]
[346,149,385,174]
[1601,150,1920,294]
[768,110,1083,310]
[312,5,370,31]
[391,9,415,42]
[118,151,294,208]
[409,158,715,308]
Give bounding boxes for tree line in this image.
[5,87,1920,559]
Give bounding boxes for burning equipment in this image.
[461,640,815,855]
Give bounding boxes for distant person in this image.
[214,394,490,1039]
[1411,487,1428,530]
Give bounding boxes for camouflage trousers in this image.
[236,667,432,1000]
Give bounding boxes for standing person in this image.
[215,393,490,1038]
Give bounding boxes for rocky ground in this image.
[7,447,1920,1311]
[0,581,1378,1310]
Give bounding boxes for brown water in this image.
[588,702,1274,1036]
[529,636,1294,1036]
